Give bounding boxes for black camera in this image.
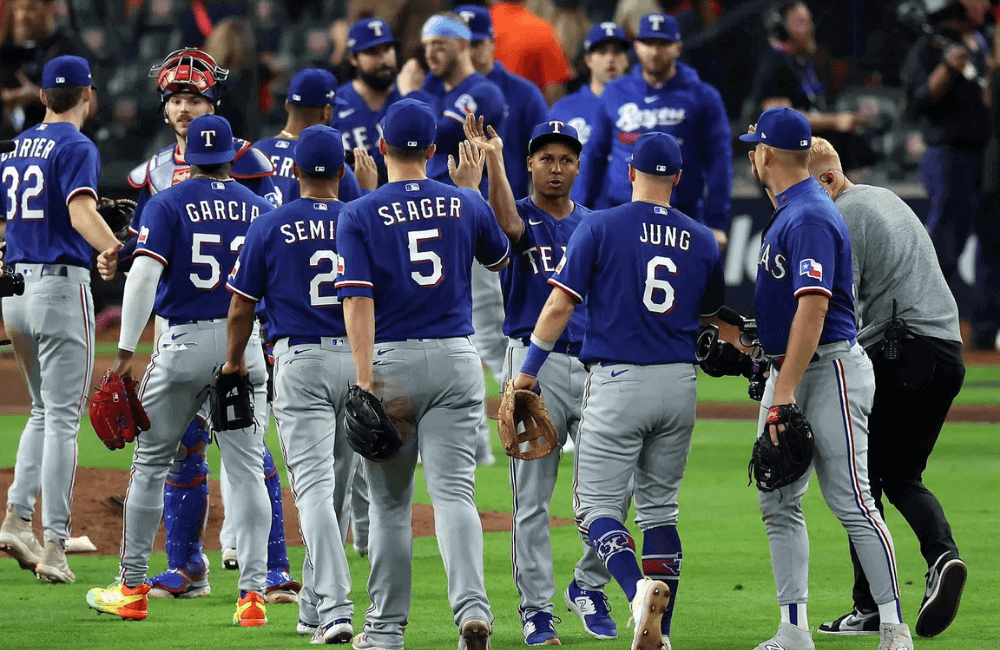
[0,268,25,298]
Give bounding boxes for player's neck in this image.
[354,79,392,111]
[190,163,232,181]
[589,79,606,97]
[768,169,811,201]
[642,63,676,88]
[632,188,673,208]
[280,118,315,139]
[386,163,428,183]
[443,59,477,92]
[43,107,84,130]
[299,179,340,201]
[531,192,574,219]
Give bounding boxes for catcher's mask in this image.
[151,48,229,104]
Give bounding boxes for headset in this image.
[763,1,800,42]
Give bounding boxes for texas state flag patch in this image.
[799,258,823,281]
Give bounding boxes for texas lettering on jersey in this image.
[758,242,788,280]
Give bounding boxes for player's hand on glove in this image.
[750,403,815,491]
[353,147,378,191]
[497,380,558,460]
[111,351,134,383]
[97,246,121,281]
[448,140,485,190]
[463,114,504,157]
[512,372,538,393]
[90,370,150,450]
[344,384,404,462]
[211,366,255,431]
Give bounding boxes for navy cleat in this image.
[565,580,618,639]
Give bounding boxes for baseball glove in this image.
[97,197,136,242]
[749,404,815,492]
[344,385,404,462]
[497,381,558,461]
[89,371,150,450]
[211,370,255,431]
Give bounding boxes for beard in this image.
[360,67,396,92]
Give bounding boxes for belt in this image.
[287,335,347,346]
[16,263,86,278]
[520,337,581,357]
[168,317,226,327]
[772,338,856,370]
[773,352,820,370]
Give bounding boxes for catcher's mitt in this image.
[97,197,136,242]
[211,370,254,431]
[344,385,403,462]
[90,371,149,450]
[749,404,815,492]
[497,381,558,461]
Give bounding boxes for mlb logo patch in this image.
[314,202,328,211]
[138,226,149,245]
[454,93,478,115]
[276,140,290,149]
[799,258,823,280]
[405,182,419,192]
[212,182,225,190]
[654,206,668,215]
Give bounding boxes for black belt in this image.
[287,336,324,346]
[521,337,581,357]
[168,317,226,327]
[773,352,820,370]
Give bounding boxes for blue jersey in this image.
[135,178,274,321]
[1,122,99,269]
[549,201,724,365]
[486,63,548,199]
[422,72,506,187]
[128,139,279,234]
[335,179,510,342]
[227,197,347,339]
[254,135,362,204]
[754,177,857,355]
[573,64,732,230]
[500,197,588,344]
[549,84,602,147]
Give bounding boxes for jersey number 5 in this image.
[191,233,245,290]
[643,256,677,314]
[408,229,444,287]
[2,165,45,221]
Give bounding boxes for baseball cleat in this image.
[148,554,210,598]
[915,552,966,638]
[752,622,815,650]
[877,622,914,650]
[87,581,151,620]
[352,632,403,650]
[233,591,267,627]
[298,619,320,636]
[522,611,560,646]
[35,539,75,584]
[222,547,239,570]
[265,568,302,603]
[0,504,42,571]
[311,619,353,644]
[818,608,880,635]
[459,618,492,650]
[565,580,618,639]
[629,578,670,650]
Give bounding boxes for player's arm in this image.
[512,287,577,392]
[464,115,523,241]
[770,292,827,413]
[68,191,120,253]
[343,297,375,391]
[222,294,256,375]
[113,255,164,381]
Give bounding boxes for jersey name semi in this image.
[754,176,857,355]
[335,179,510,342]
[500,196,588,344]
[254,135,363,204]
[135,177,274,321]
[549,201,724,365]
[227,197,348,339]
[1,122,99,269]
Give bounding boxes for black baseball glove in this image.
[97,197,137,242]
[345,385,403,462]
[749,404,815,492]
[211,370,255,431]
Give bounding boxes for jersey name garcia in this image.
[335,179,510,342]
[135,178,274,321]
[228,197,347,339]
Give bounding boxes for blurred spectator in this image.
[491,0,573,103]
[903,0,994,348]
[178,0,244,49]
[0,0,86,138]
[521,0,593,71]
[615,0,721,37]
[205,16,264,140]
[743,1,877,171]
[549,22,631,146]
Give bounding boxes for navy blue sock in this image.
[642,525,682,637]
[588,516,643,602]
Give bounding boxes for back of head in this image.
[296,125,345,180]
[41,55,95,114]
[740,107,812,167]
[630,132,682,185]
[381,98,437,163]
[286,67,341,123]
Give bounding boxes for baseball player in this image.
[573,13,732,247]
[335,98,510,650]
[0,55,120,583]
[549,22,631,147]
[512,132,724,650]
[740,108,913,650]
[463,115,618,645]
[225,125,357,644]
[85,114,273,626]
[809,137,967,639]
[255,67,365,204]
[108,47,299,604]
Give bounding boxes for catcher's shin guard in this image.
[163,418,211,570]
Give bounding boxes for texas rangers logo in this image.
[454,93,478,116]
[201,130,216,147]
[799,259,823,281]
[548,120,565,133]
[648,14,665,31]
[594,531,635,561]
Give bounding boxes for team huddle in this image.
[0,8,970,650]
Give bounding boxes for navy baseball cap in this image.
[455,5,494,42]
[185,114,236,165]
[42,55,95,88]
[348,18,396,52]
[382,98,436,150]
[630,132,682,176]
[528,120,582,156]
[584,22,629,53]
[739,107,812,151]
[637,13,681,42]
[296,125,345,176]
[288,68,346,107]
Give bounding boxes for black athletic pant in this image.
[849,338,965,612]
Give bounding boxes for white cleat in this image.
[629,578,670,650]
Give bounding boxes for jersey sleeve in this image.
[700,242,725,317]
[547,220,597,303]
[226,220,267,302]
[58,141,100,205]
[785,220,839,299]
[129,186,152,235]
[573,97,612,208]
[697,84,733,231]
[470,191,511,268]
[334,206,374,299]
[133,198,174,266]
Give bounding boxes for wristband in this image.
[520,342,551,378]
[530,333,554,351]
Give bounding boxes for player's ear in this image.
[426,144,437,161]
[39,88,48,108]
[628,164,635,183]
[338,166,346,180]
[672,169,682,187]
[292,162,301,180]
[322,105,333,124]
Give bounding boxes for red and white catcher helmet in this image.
[150,48,229,102]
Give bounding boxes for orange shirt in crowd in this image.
[490,2,572,91]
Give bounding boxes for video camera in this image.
[695,307,769,402]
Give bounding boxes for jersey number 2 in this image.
[310,250,340,307]
[643,256,677,314]
[2,165,45,221]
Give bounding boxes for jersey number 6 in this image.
[643,255,677,315]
